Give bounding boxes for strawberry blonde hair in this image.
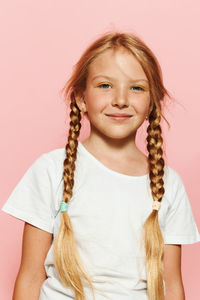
[53,31,172,300]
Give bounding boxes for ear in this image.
[74,92,87,113]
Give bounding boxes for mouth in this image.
[105,114,132,117]
[105,114,133,121]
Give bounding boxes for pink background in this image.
[0,0,200,299]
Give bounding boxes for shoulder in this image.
[35,147,66,170]
[161,165,193,216]
[161,166,200,244]
[27,147,66,191]
[39,147,66,164]
[36,146,85,192]
[40,145,84,167]
[40,146,84,174]
[164,165,185,189]
[162,165,188,205]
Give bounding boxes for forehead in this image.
[87,48,147,81]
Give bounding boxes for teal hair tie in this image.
[60,201,69,212]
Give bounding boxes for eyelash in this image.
[98,83,145,91]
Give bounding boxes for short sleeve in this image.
[1,153,57,233]
[163,169,200,244]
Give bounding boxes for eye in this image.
[131,86,145,91]
[98,83,111,89]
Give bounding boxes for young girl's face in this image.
[78,47,151,141]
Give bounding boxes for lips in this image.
[105,114,133,122]
[105,114,132,117]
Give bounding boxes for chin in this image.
[101,130,136,140]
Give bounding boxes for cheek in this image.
[85,90,109,112]
[131,94,150,114]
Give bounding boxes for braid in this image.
[143,104,165,300]
[147,106,165,203]
[53,93,96,300]
[63,95,81,205]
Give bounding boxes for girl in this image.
[2,32,200,300]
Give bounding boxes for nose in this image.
[111,87,129,108]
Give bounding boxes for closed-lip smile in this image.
[105,113,132,117]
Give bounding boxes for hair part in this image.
[53,31,172,300]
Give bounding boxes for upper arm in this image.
[163,244,184,287]
[18,222,53,282]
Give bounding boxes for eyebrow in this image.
[91,75,148,83]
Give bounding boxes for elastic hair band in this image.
[61,201,69,212]
[152,200,161,211]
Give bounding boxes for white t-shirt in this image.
[2,141,200,300]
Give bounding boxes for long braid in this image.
[53,92,95,300]
[143,104,165,300]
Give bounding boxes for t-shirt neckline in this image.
[78,140,149,180]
